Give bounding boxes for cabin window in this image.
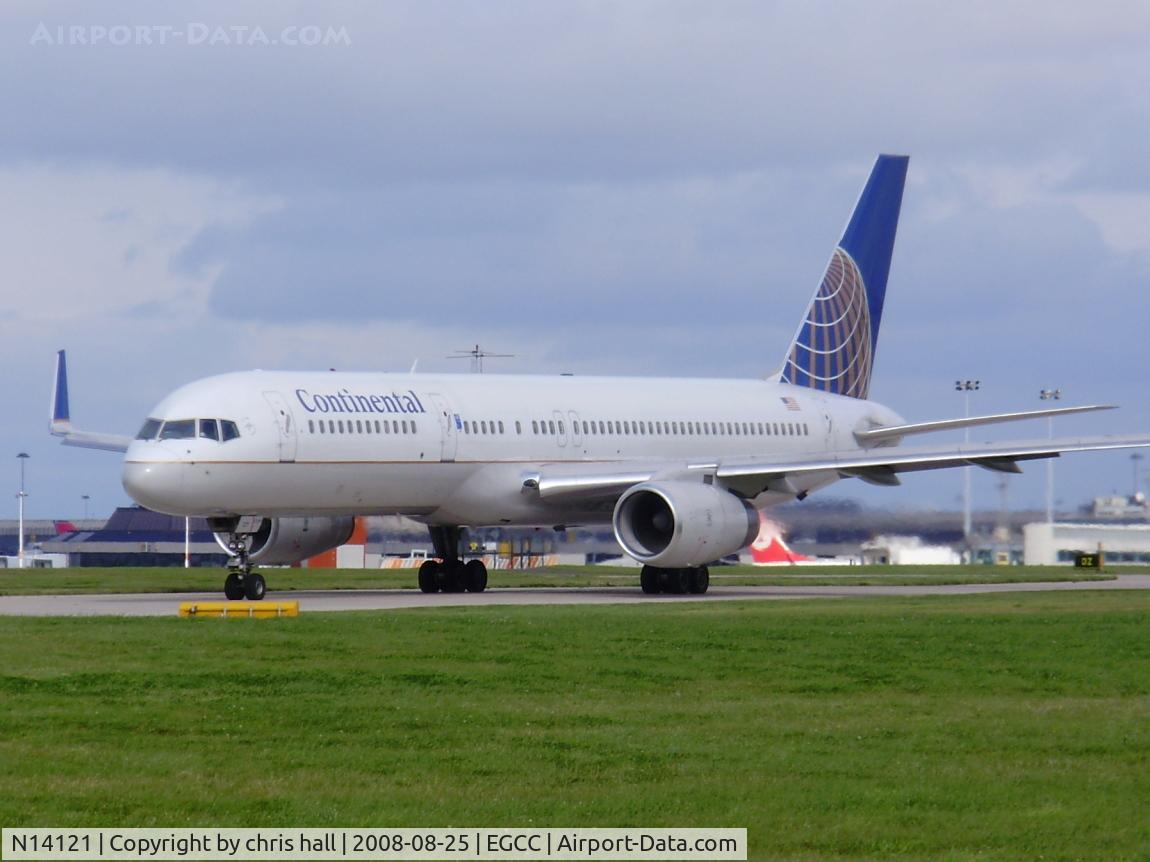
[548,420,556,435]
[498,421,505,434]
[516,421,522,434]
[532,420,538,434]
[354,420,361,434]
[599,421,606,434]
[159,419,196,440]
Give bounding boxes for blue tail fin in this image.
[779,154,908,399]
[52,349,71,427]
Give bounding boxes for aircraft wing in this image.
[49,350,132,453]
[527,434,1150,502]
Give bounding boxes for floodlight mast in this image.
[955,380,980,547]
[1040,388,1062,524]
[16,452,29,569]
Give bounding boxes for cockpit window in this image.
[159,419,196,440]
[136,418,162,440]
[199,419,220,441]
[220,420,241,442]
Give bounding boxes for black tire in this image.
[440,561,467,593]
[224,573,244,601]
[418,560,441,593]
[464,559,488,593]
[669,568,691,595]
[688,566,710,595]
[243,573,266,601]
[640,565,661,594]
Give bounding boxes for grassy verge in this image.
[0,565,1125,596]
[1,592,1149,859]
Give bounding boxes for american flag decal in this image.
[781,396,802,412]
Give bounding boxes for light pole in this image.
[16,453,29,568]
[955,380,980,546]
[1040,388,1061,523]
[81,494,90,521]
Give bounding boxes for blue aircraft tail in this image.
[52,349,71,427]
[779,154,908,399]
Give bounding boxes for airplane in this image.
[50,154,1150,600]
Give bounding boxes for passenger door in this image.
[262,391,297,463]
[427,393,458,463]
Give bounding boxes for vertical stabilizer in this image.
[780,154,908,399]
[52,349,71,430]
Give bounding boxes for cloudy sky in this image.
[2,1,1149,520]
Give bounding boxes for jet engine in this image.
[212,516,356,565]
[613,481,758,568]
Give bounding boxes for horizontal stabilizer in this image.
[854,405,1117,445]
[718,434,1150,489]
[49,350,132,453]
[57,430,132,453]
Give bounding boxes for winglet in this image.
[51,349,71,432]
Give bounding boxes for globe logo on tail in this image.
[781,247,874,399]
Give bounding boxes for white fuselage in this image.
[121,371,903,525]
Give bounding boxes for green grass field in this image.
[2,592,1149,859]
[0,564,1123,595]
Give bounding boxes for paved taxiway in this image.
[1,575,1149,616]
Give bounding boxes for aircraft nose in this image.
[122,460,186,514]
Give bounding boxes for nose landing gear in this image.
[221,532,266,601]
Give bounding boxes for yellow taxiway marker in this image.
[179,601,299,618]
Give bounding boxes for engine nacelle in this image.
[613,481,758,568]
[213,516,356,565]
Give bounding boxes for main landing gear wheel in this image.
[639,565,710,596]
[418,560,440,593]
[418,525,488,594]
[464,558,488,593]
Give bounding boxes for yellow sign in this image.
[179,601,299,618]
